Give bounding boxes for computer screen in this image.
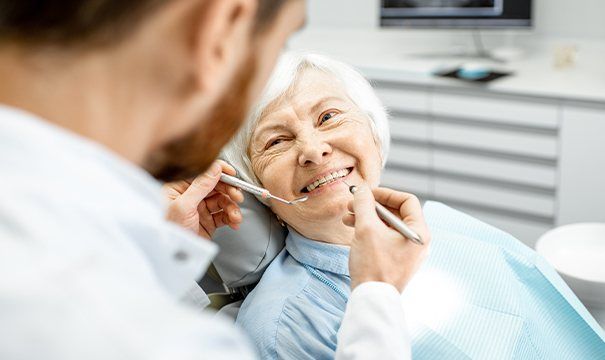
[381,0,532,28]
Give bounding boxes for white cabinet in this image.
[389,115,430,142]
[431,122,558,159]
[374,83,600,247]
[432,150,557,188]
[433,178,555,218]
[375,87,430,114]
[387,144,430,169]
[381,168,432,195]
[557,105,605,225]
[452,205,553,248]
[432,92,560,129]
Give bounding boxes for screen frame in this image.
[380,0,532,29]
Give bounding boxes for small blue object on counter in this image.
[457,63,492,80]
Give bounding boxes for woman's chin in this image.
[273,187,352,228]
[301,200,349,222]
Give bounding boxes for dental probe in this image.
[344,182,423,245]
[220,173,308,205]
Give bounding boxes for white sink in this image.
[536,223,605,322]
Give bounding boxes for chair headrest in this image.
[211,191,287,288]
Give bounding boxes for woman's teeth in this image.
[305,168,350,192]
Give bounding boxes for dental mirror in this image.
[220,173,308,206]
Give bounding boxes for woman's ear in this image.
[190,0,257,95]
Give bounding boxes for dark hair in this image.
[0,0,290,47]
[255,0,291,32]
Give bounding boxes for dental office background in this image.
[288,0,605,328]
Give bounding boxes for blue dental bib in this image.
[410,201,605,359]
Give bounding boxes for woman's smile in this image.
[299,166,354,196]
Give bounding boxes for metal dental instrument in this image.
[220,173,308,205]
[343,181,424,245]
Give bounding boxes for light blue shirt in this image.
[236,203,605,359]
[0,105,256,359]
[236,228,351,359]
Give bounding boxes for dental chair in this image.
[199,191,287,319]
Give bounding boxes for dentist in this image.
[0,0,429,359]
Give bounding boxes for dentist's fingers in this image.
[372,187,429,242]
[344,187,426,230]
[203,193,242,225]
[342,212,355,227]
[350,184,381,228]
[372,188,421,222]
[218,159,237,176]
[180,161,223,206]
[345,184,431,292]
[212,210,240,231]
[164,160,244,237]
[180,160,243,208]
[162,180,191,201]
[342,207,397,230]
[216,160,244,204]
[225,185,245,204]
[197,198,217,238]
[342,184,381,229]
[190,181,242,201]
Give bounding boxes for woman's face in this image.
[249,68,382,234]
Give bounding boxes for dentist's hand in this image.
[342,185,431,292]
[163,160,244,239]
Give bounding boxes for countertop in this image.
[289,29,605,104]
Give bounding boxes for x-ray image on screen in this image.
[383,0,504,17]
[381,0,531,28]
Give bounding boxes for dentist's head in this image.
[0,0,306,181]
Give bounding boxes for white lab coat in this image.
[0,105,411,359]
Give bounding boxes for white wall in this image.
[306,0,605,39]
[534,0,605,39]
[307,0,378,28]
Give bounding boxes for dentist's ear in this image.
[192,0,257,95]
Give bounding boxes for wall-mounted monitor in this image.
[381,0,532,28]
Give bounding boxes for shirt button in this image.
[174,250,189,262]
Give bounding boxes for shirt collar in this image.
[285,226,350,276]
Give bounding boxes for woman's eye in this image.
[267,138,285,149]
[319,111,338,125]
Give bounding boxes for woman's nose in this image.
[297,135,332,167]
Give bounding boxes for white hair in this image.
[222,51,390,191]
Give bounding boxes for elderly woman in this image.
[222,52,404,357]
[221,53,604,359]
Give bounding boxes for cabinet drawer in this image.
[387,144,431,169]
[381,169,431,195]
[432,122,558,159]
[433,178,555,217]
[390,116,430,142]
[433,150,557,188]
[432,92,559,129]
[376,87,430,114]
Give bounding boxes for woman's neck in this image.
[289,217,355,246]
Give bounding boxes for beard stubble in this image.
[146,56,257,182]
